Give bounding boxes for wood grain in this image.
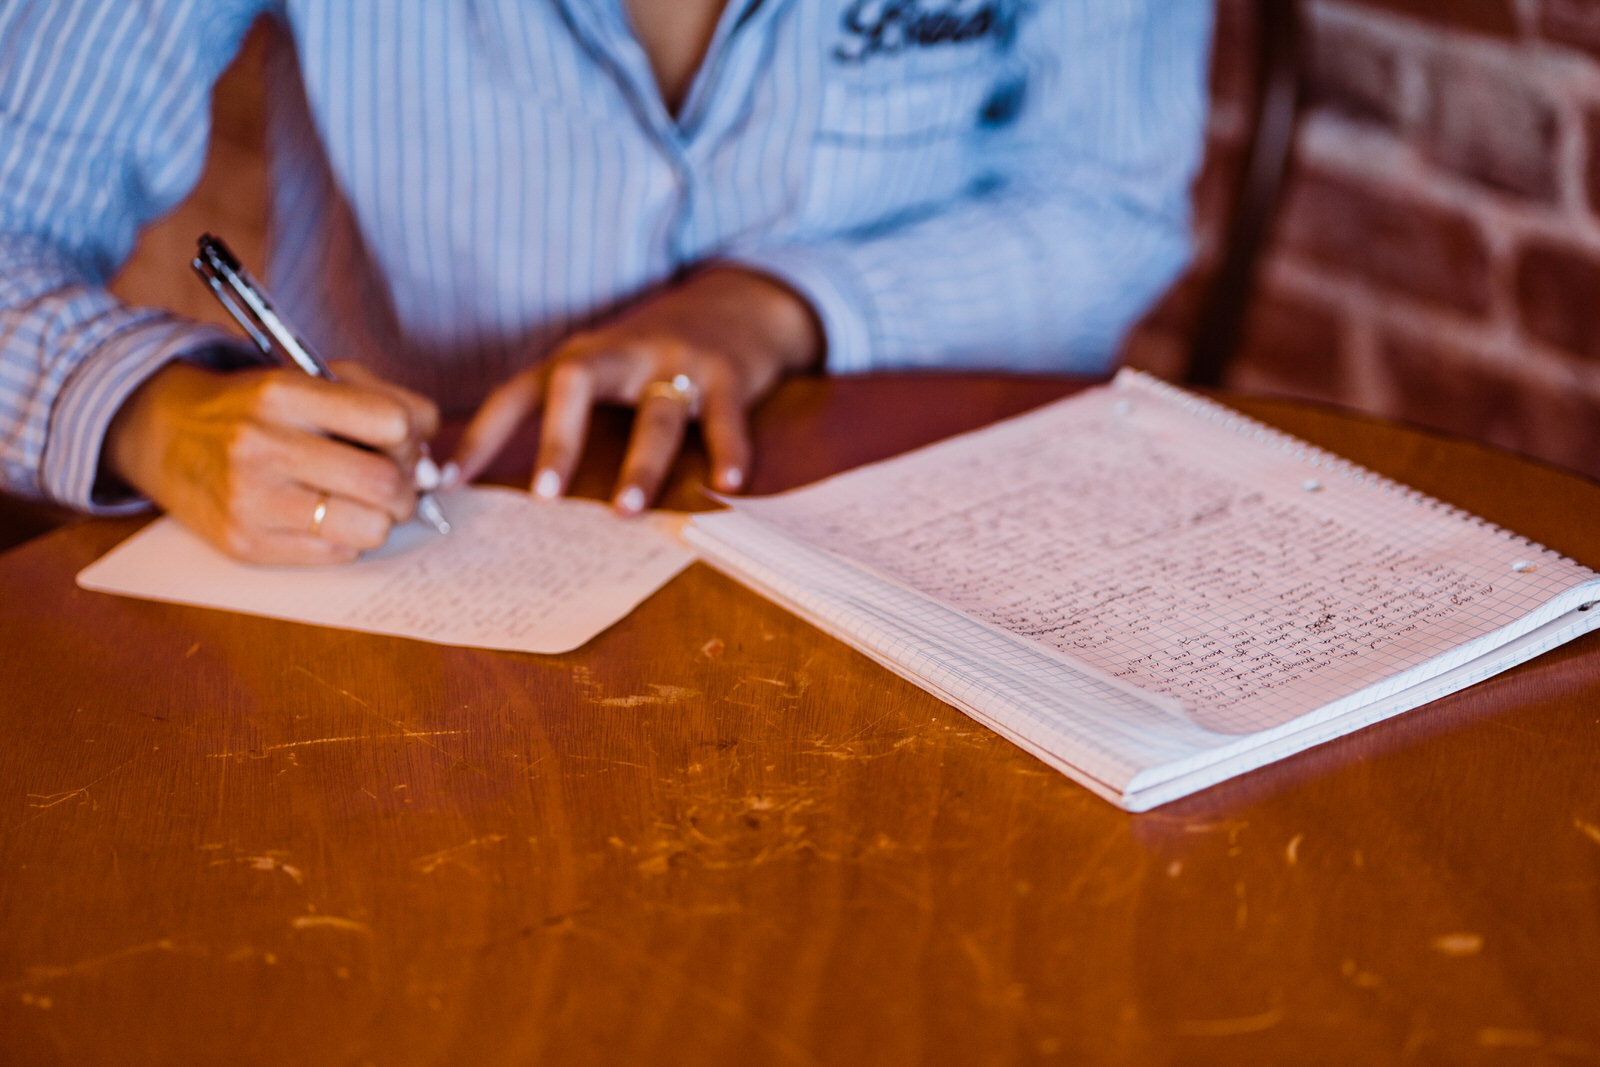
[2,375,1597,1066]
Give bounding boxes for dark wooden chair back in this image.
[1185,0,1306,387]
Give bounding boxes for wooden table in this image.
[3,375,1597,1065]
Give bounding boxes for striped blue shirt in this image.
[0,0,1210,511]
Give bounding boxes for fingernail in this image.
[616,486,646,514]
[534,469,561,500]
[413,455,442,491]
[439,461,461,489]
[719,467,744,491]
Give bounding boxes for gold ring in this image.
[640,373,702,417]
[309,492,330,537]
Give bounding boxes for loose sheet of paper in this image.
[77,487,693,654]
[727,372,1598,734]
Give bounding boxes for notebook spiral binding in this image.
[1121,370,1594,577]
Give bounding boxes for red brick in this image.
[1385,330,1600,479]
[1345,0,1517,38]
[1230,291,1346,395]
[1122,275,1345,397]
[1541,0,1600,58]
[1307,18,1405,128]
[1276,169,1493,316]
[1514,241,1600,364]
[1385,332,1528,444]
[1422,56,1558,201]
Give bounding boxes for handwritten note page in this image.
[729,372,1597,734]
[77,487,693,654]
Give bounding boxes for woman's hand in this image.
[450,266,822,512]
[105,360,439,564]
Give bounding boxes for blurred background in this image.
[98,0,1600,505]
[1126,0,1600,483]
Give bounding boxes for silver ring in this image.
[309,492,330,537]
[640,373,702,418]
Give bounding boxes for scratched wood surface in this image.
[2,375,1597,1066]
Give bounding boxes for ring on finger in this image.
[309,491,331,537]
[639,373,702,418]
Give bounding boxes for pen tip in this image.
[417,495,451,535]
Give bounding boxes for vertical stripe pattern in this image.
[1,0,1210,510]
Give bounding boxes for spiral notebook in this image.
[685,370,1600,811]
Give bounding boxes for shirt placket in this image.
[553,0,780,269]
[551,0,763,145]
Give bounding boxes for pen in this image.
[191,233,451,536]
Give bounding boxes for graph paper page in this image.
[724,371,1599,736]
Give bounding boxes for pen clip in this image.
[191,251,277,359]
[193,234,333,379]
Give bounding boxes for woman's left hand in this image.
[450,266,822,512]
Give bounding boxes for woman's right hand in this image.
[104,361,438,565]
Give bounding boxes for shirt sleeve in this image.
[728,0,1212,375]
[0,0,267,511]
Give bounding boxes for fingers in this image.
[255,373,423,453]
[451,366,545,487]
[200,413,407,565]
[276,483,394,548]
[457,306,772,511]
[224,417,414,522]
[699,383,750,493]
[208,481,391,565]
[109,364,424,567]
[218,532,361,568]
[329,361,441,448]
[612,384,692,514]
[290,431,415,522]
[532,361,597,500]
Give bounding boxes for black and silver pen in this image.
[191,234,451,536]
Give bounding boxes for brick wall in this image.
[1126,0,1600,482]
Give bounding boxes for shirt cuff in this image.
[720,244,879,374]
[40,317,250,513]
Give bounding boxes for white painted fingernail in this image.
[720,467,744,490]
[616,486,646,514]
[439,461,460,489]
[413,455,442,491]
[534,469,561,499]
